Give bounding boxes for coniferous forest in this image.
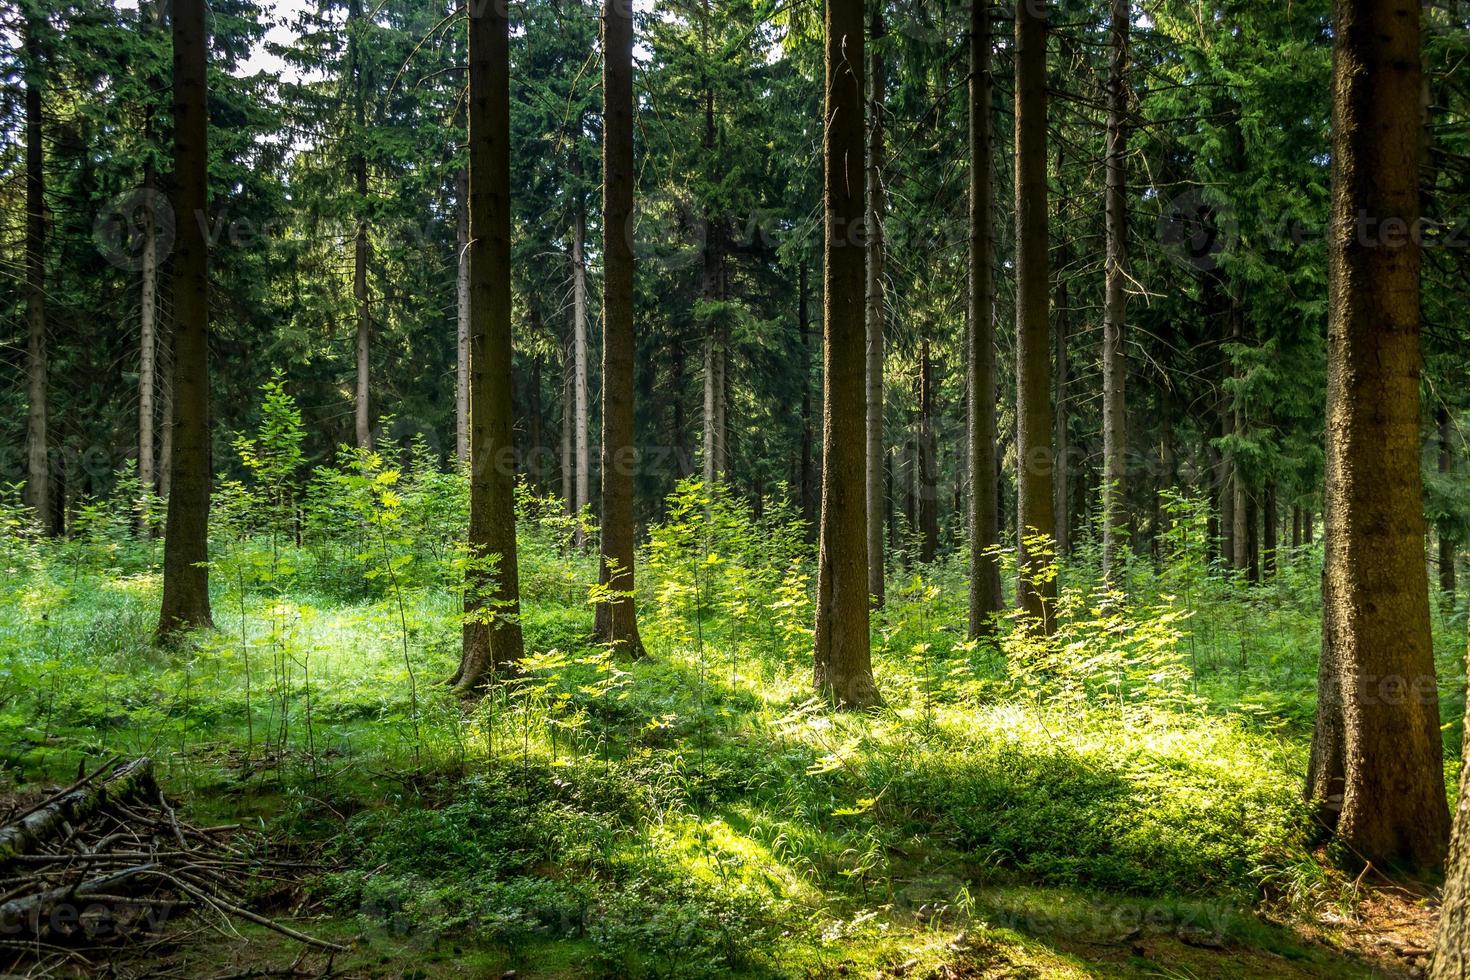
[4,0,1470,975]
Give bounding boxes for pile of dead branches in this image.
[0,757,342,974]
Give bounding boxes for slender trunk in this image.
[139,155,158,501]
[572,162,590,517]
[1441,407,1457,598]
[865,7,887,605]
[561,334,574,514]
[158,0,212,635]
[1014,0,1054,631]
[1052,175,1070,557]
[813,0,877,707]
[456,0,524,688]
[159,312,173,502]
[1263,483,1278,578]
[1292,506,1303,552]
[593,0,645,656]
[917,340,938,564]
[456,167,470,463]
[350,0,372,450]
[967,0,1002,637]
[1101,0,1129,585]
[528,329,544,490]
[1307,0,1447,872]
[1230,304,1250,576]
[799,258,816,538]
[672,336,689,478]
[1304,509,1314,545]
[24,11,50,532]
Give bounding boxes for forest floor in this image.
[0,517,1464,978]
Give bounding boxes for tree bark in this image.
[865,6,887,606]
[1014,0,1054,632]
[593,0,645,657]
[457,0,524,689]
[813,0,877,707]
[967,0,1002,638]
[158,0,212,636]
[1306,0,1448,872]
[1101,0,1129,586]
[456,167,470,463]
[24,9,50,533]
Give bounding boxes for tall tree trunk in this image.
[799,258,816,539]
[456,167,470,463]
[813,0,877,707]
[593,0,645,656]
[139,154,158,502]
[24,10,50,533]
[527,327,544,490]
[1263,482,1278,578]
[571,176,590,521]
[1101,0,1129,586]
[917,340,938,564]
[158,0,212,636]
[456,0,524,689]
[159,311,173,502]
[1014,0,1054,631]
[561,333,574,515]
[672,335,690,478]
[967,0,1002,638]
[1306,0,1448,872]
[350,0,372,450]
[1441,407,1457,598]
[1052,170,1070,558]
[865,6,887,605]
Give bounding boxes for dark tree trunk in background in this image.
[813,0,877,708]
[1263,482,1278,577]
[24,9,51,533]
[866,6,887,606]
[561,341,573,514]
[1101,0,1129,586]
[527,328,544,489]
[350,0,372,450]
[1307,0,1448,872]
[799,259,816,539]
[967,0,1001,638]
[1014,0,1054,631]
[672,336,690,479]
[1441,407,1457,599]
[593,0,645,657]
[158,0,212,636]
[1052,197,1070,558]
[456,0,524,689]
[918,340,938,564]
[456,167,471,463]
[159,310,173,502]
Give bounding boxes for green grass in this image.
[0,484,1464,977]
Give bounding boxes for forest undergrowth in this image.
[0,391,1463,979]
